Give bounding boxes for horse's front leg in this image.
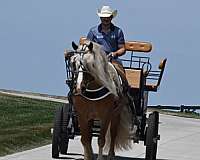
[108,114,120,160]
[79,118,93,160]
[97,118,110,160]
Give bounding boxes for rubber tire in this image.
[60,103,70,155]
[52,104,70,158]
[145,111,159,160]
[52,105,62,158]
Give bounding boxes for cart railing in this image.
[120,41,167,92]
[145,58,167,91]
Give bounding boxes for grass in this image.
[0,93,64,156]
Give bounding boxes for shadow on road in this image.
[109,156,168,160]
[56,153,169,160]
[53,152,83,159]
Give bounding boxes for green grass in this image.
[0,93,64,156]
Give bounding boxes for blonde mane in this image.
[80,41,122,96]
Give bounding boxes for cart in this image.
[52,37,167,160]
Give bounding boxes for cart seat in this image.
[145,58,167,92]
[125,41,152,52]
[80,37,152,52]
[125,69,144,89]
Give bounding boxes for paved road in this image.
[0,90,68,103]
[0,113,200,160]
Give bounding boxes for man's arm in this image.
[112,44,126,57]
[112,28,126,57]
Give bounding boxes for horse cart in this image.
[52,37,167,160]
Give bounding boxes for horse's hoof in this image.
[84,154,94,160]
[107,155,115,160]
[107,157,115,160]
[97,156,104,160]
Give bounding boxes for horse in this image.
[66,40,135,160]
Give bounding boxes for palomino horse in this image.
[66,41,134,160]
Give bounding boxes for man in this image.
[87,6,137,117]
[87,5,126,72]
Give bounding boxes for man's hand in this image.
[107,52,114,61]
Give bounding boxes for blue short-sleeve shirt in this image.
[87,23,125,54]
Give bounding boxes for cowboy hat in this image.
[97,6,117,18]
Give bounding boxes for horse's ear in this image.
[72,41,78,50]
[88,42,93,51]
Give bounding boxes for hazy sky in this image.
[0,0,200,105]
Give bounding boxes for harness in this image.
[65,43,122,101]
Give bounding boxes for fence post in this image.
[180,105,184,112]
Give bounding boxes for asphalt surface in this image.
[0,91,200,160]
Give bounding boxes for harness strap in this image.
[110,60,131,102]
[74,87,112,101]
[111,60,128,86]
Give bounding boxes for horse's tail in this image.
[105,102,134,151]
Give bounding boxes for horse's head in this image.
[70,41,94,71]
[67,40,119,96]
[66,41,96,93]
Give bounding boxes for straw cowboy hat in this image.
[97,6,117,18]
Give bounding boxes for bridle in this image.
[65,44,95,94]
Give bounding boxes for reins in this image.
[66,44,96,94]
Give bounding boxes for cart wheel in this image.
[52,105,62,158]
[145,111,159,160]
[60,104,70,155]
[52,104,70,158]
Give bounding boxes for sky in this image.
[0,0,200,105]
